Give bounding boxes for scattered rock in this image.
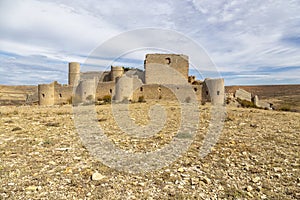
[177,167,184,173]
[26,186,38,191]
[91,172,106,181]
[201,177,211,184]
[12,127,22,131]
[273,167,283,173]
[246,185,253,192]
[252,177,260,183]
[250,123,259,128]
[45,122,59,127]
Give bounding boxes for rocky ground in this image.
[0,101,299,199]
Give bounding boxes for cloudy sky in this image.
[0,0,300,85]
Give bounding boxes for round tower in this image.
[204,78,225,105]
[38,83,55,105]
[110,66,124,82]
[68,62,80,87]
[77,78,96,102]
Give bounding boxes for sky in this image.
[0,0,300,86]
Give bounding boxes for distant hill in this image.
[226,84,300,112]
[0,85,37,105]
[225,84,300,99]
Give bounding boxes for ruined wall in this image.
[96,81,115,100]
[144,54,189,84]
[54,84,73,105]
[38,82,55,105]
[68,62,80,87]
[132,84,175,101]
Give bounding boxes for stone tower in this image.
[38,82,55,105]
[68,62,80,87]
[110,66,124,82]
[144,54,189,84]
[202,78,225,105]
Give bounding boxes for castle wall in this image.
[68,62,80,87]
[54,84,73,105]
[38,83,55,105]
[96,81,115,100]
[144,54,189,84]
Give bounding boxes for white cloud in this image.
[0,0,299,85]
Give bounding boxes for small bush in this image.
[138,96,146,103]
[279,105,291,111]
[237,98,257,108]
[102,95,111,103]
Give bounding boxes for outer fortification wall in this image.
[54,84,73,105]
[96,81,115,100]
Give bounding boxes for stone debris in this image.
[235,89,252,102]
[0,103,299,199]
[91,172,106,181]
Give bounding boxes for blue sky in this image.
[0,0,299,85]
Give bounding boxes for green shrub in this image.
[102,95,111,103]
[237,98,257,108]
[138,96,145,103]
[279,105,291,111]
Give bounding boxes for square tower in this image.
[144,54,189,85]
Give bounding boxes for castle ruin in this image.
[37,54,225,105]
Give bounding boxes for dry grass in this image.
[0,102,299,199]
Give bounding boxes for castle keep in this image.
[37,54,225,105]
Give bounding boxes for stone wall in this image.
[96,81,115,100]
[54,84,73,105]
[144,54,189,84]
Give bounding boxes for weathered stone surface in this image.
[235,88,252,102]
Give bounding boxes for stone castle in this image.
[37,54,225,105]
